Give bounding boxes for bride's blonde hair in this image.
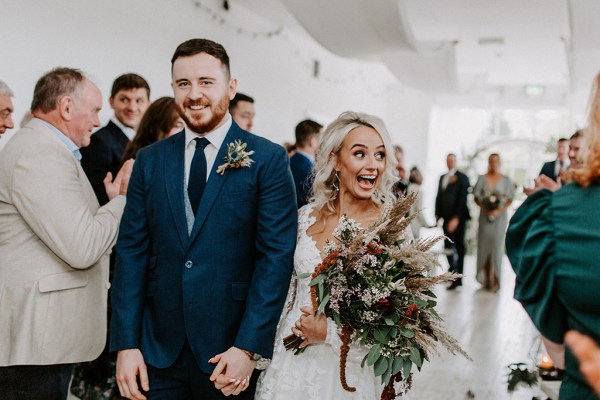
[309,111,397,212]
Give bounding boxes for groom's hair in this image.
[171,39,231,79]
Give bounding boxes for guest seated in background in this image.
[473,153,514,292]
[505,70,600,400]
[0,80,15,137]
[121,96,184,162]
[289,119,322,208]
[229,92,255,132]
[407,166,434,238]
[81,73,151,205]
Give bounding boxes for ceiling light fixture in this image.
[523,85,545,97]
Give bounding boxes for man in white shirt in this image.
[81,73,151,205]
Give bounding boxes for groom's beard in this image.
[177,96,229,134]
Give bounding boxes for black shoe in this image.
[447,280,462,290]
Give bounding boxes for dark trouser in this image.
[0,363,73,400]
[444,223,466,282]
[146,341,260,400]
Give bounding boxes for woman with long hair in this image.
[255,111,408,399]
[473,153,514,291]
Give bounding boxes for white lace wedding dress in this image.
[255,205,407,400]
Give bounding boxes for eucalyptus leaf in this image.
[361,353,368,368]
[390,326,398,338]
[317,294,329,313]
[309,274,326,286]
[382,359,393,385]
[392,356,404,375]
[410,346,422,367]
[384,317,395,326]
[402,359,412,379]
[367,344,382,366]
[295,272,312,280]
[402,329,415,338]
[374,356,389,376]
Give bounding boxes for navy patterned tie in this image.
[188,137,210,215]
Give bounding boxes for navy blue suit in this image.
[81,121,129,205]
[289,152,313,208]
[109,123,297,377]
[539,160,559,182]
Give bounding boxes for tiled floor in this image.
[409,254,548,400]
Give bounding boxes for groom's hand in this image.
[116,348,149,400]
[209,347,255,396]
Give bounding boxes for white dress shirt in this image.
[184,114,232,187]
[442,167,457,190]
[111,116,136,141]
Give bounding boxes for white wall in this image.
[0,0,433,157]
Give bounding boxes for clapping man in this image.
[81,73,150,205]
[539,138,570,182]
[110,39,297,399]
[0,67,133,398]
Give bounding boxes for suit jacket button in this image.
[185,260,193,269]
[105,282,111,290]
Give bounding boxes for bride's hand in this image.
[291,306,328,348]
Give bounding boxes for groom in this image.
[110,38,297,399]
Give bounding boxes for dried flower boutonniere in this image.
[216,140,255,175]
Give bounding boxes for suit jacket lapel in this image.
[188,126,242,245]
[165,132,190,249]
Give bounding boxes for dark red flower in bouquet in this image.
[374,297,395,313]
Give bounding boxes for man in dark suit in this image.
[435,153,470,290]
[539,137,570,182]
[110,39,297,400]
[81,73,150,205]
[289,119,322,208]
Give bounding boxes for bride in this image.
[255,111,408,399]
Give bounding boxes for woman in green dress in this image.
[473,153,514,291]
[506,71,600,400]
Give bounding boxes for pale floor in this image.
[408,253,548,400]
[70,254,548,400]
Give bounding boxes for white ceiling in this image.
[234,0,600,107]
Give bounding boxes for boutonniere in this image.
[216,140,255,175]
[449,175,458,184]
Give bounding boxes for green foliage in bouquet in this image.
[305,193,470,400]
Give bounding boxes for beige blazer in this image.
[0,119,125,366]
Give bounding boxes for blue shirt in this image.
[37,118,82,161]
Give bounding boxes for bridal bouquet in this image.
[286,193,469,400]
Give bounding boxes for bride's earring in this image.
[333,170,340,191]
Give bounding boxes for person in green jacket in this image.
[506,71,600,400]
